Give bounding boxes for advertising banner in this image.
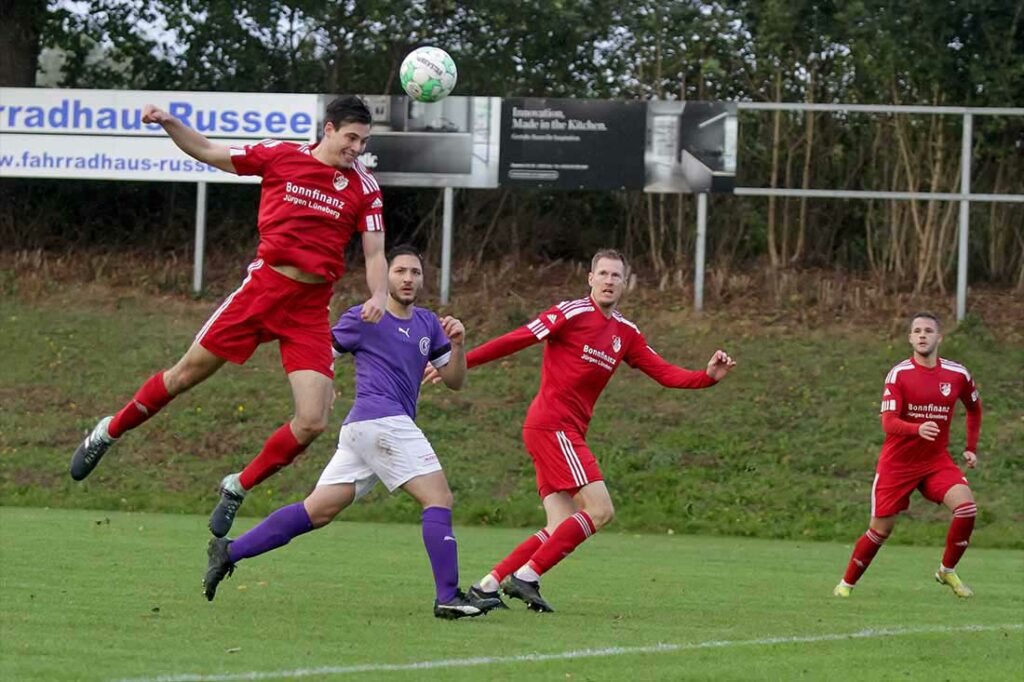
[334,94,501,188]
[0,88,318,183]
[645,101,737,193]
[498,98,646,190]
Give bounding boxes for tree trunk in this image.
[0,0,46,86]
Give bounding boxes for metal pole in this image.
[440,186,454,305]
[956,114,972,322]
[694,192,708,312]
[193,181,208,294]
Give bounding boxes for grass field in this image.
[2,281,1022,547]
[1,507,1022,681]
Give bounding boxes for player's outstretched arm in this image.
[360,232,388,323]
[628,339,734,389]
[436,316,467,390]
[141,104,235,173]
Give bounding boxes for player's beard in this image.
[391,287,417,306]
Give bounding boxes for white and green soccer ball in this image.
[400,47,457,103]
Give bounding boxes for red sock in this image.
[942,502,977,570]
[107,372,173,438]
[842,527,889,585]
[489,529,550,582]
[238,424,308,490]
[526,512,596,576]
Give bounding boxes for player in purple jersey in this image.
[202,246,501,619]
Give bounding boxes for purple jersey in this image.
[332,305,452,424]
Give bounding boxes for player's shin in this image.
[519,512,595,577]
[421,507,459,603]
[107,371,173,438]
[842,527,889,586]
[228,502,314,562]
[479,528,551,591]
[941,502,977,571]
[238,424,309,490]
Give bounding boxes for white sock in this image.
[840,579,854,588]
[514,565,541,583]
[477,574,499,593]
[222,472,246,497]
[97,416,116,443]
[940,564,955,574]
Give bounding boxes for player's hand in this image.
[918,421,940,441]
[962,450,978,469]
[141,104,172,125]
[705,349,736,381]
[440,315,465,347]
[360,295,386,324]
[421,364,443,385]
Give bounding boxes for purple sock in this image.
[228,502,314,563]
[422,506,459,603]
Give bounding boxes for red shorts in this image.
[522,427,603,498]
[195,259,334,378]
[871,457,969,518]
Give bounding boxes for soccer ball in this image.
[400,47,457,103]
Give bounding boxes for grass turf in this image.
[1,507,1021,681]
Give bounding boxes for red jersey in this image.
[878,357,981,474]
[466,297,717,434]
[229,139,384,282]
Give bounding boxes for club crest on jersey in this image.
[419,337,430,356]
[939,382,952,397]
[332,172,348,192]
[611,335,622,353]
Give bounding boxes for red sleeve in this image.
[229,138,284,176]
[623,333,716,389]
[466,302,569,368]
[961,375,982,452]
[354,163,385,233]
[881,412,920,436]
[466,326,540,368]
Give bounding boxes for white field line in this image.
[112,623,1023,682]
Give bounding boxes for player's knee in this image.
[307,501,344,528]
[588,502,615,529]
[291,415,328,442]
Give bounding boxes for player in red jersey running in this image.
[428,249,735,612]
[834,312,983,599]
[69,96,389,538]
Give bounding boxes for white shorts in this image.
[316,415,441,499]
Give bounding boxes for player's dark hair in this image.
[590,248,628,275]
[324,96,372,128]
[387,244,424,267]
[909,311,941,330]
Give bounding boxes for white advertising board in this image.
[0,88,319,183]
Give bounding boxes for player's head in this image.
[908,312,943,358]
[321,96,373,169]
[588,249,628,309]
[387,244,424,306]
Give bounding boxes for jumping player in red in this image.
[834,312,982,599]
[430,249,735,612]
[69,96,388,539]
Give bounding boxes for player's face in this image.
[322,121,371,168]
[388,255,423,306]
[588,257,626,308]
[908,317,942,358]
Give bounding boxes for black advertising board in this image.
[499,98,646,190]
[645,101,737,193]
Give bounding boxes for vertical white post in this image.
[441,186,454,305]
[956,114,972,322]
[694,192,708,312]
[193,181,208,294]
